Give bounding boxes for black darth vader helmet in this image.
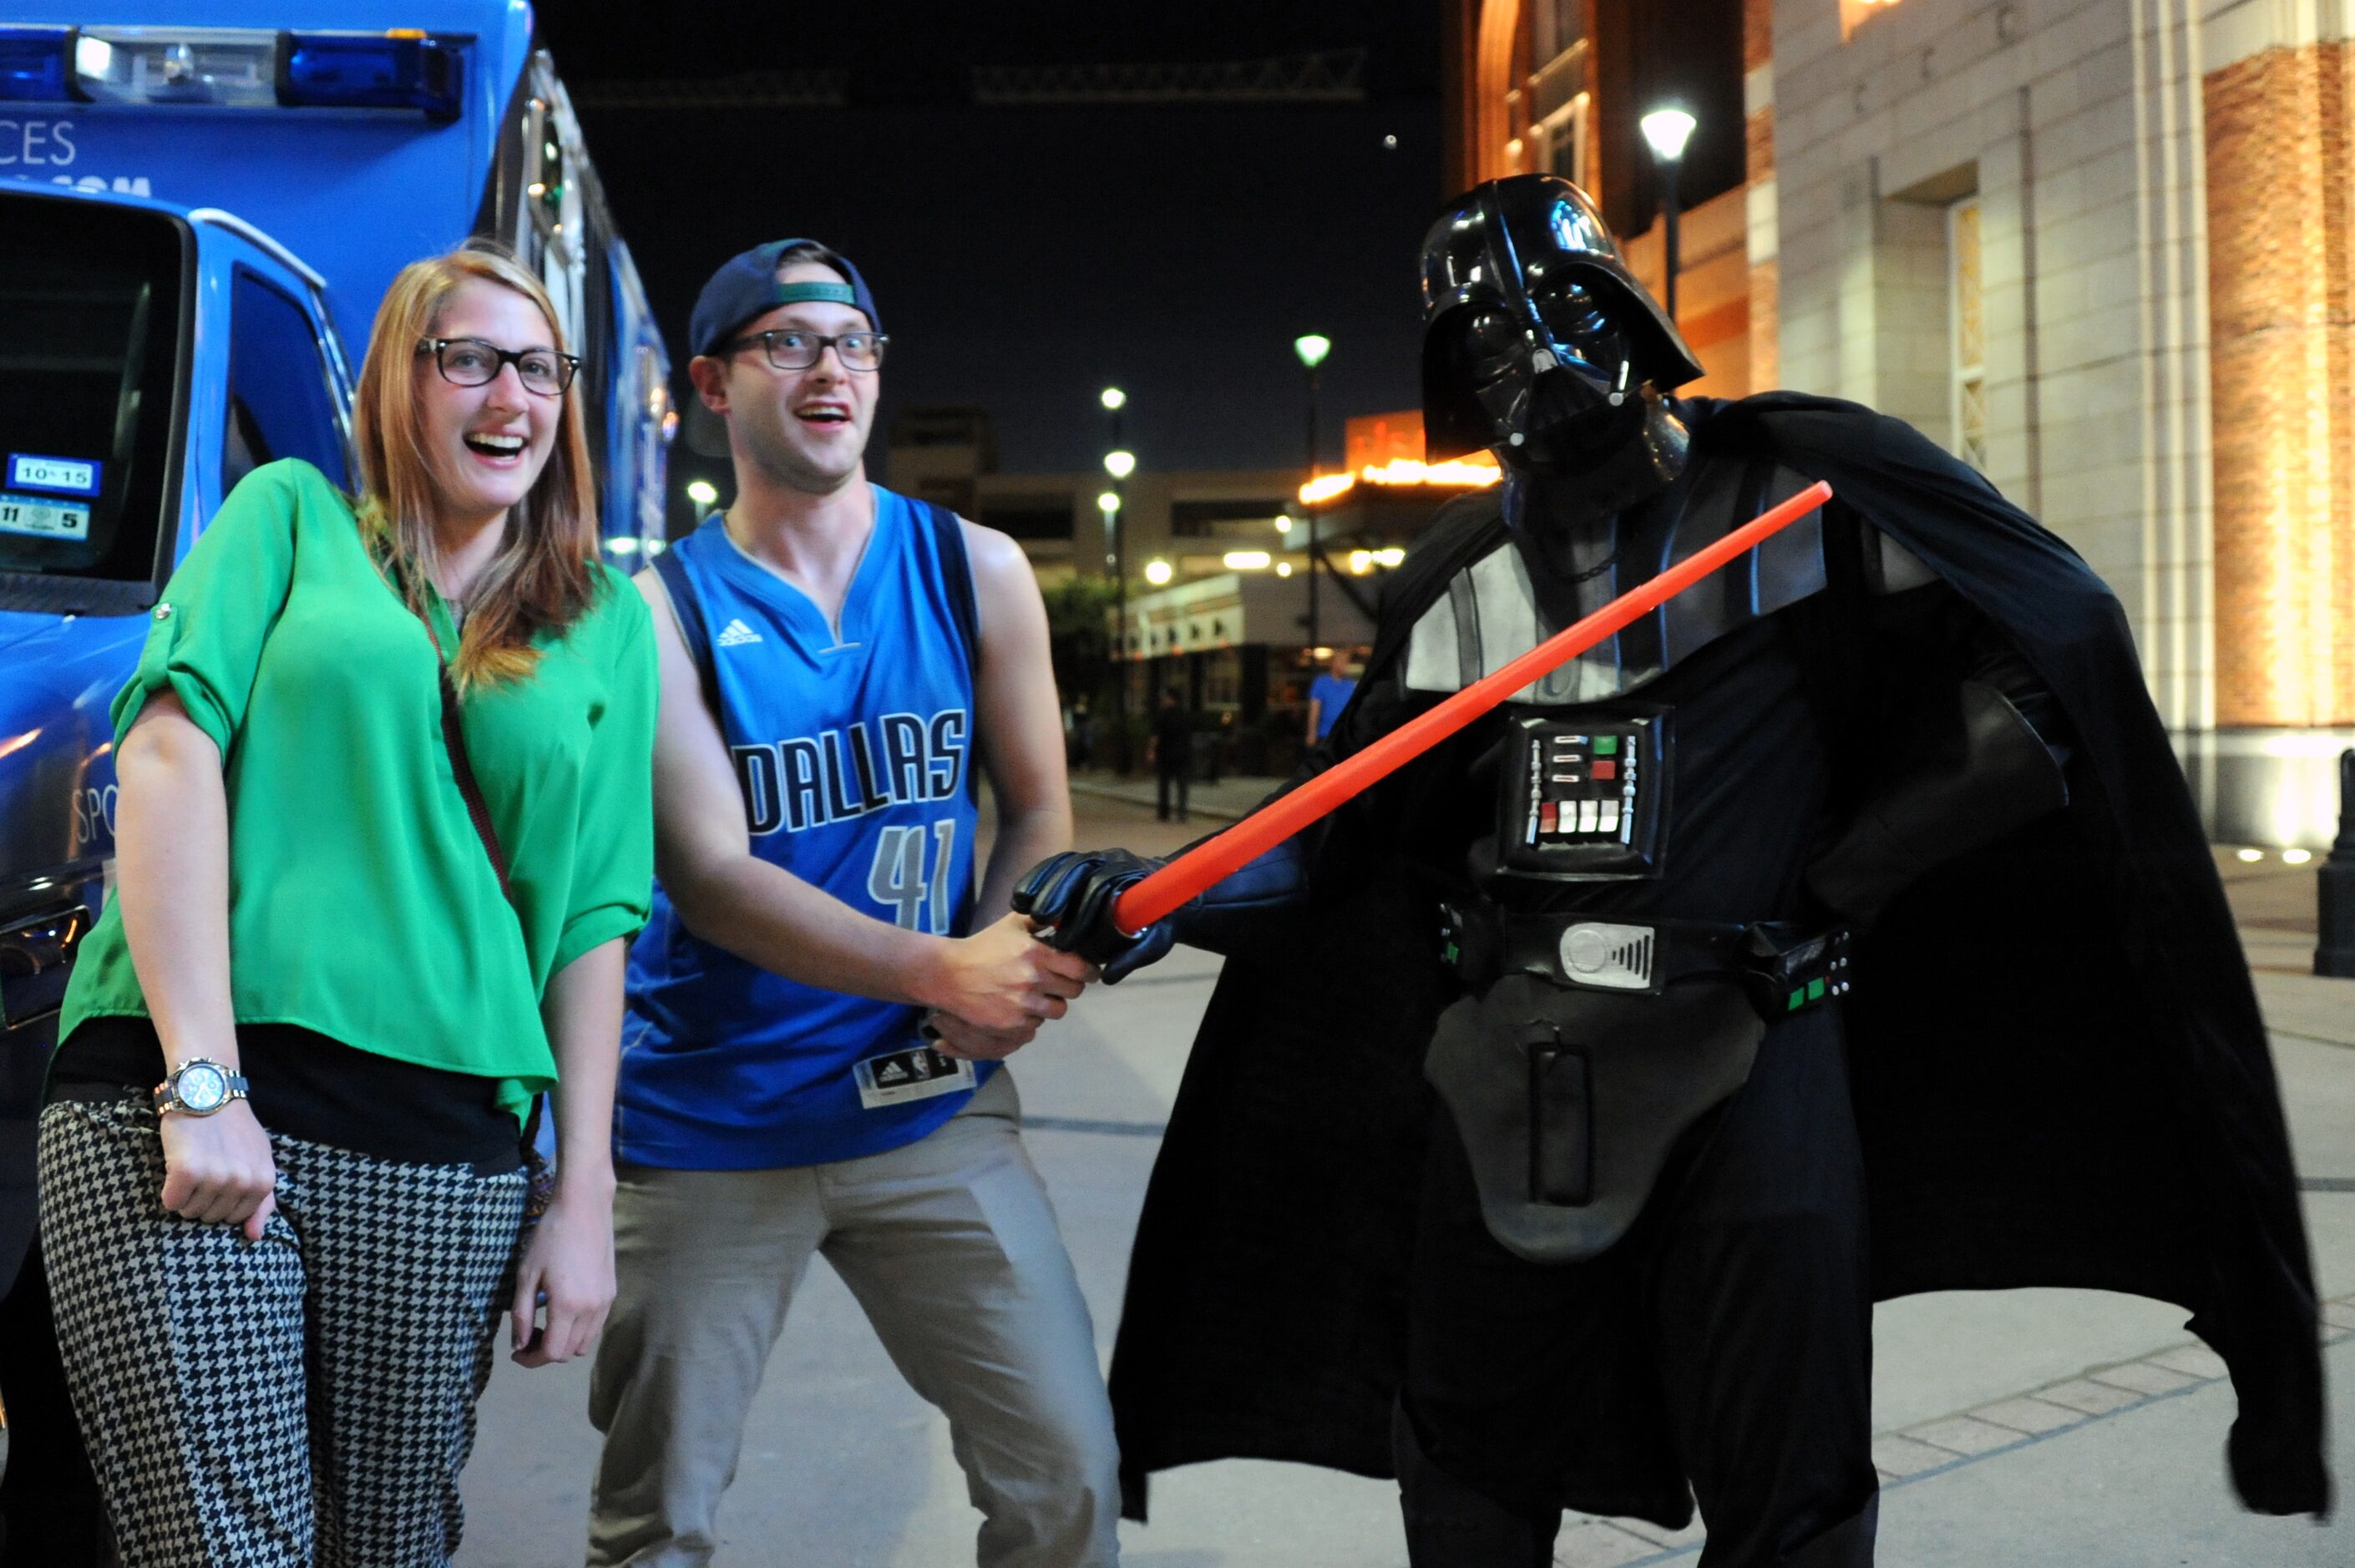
[1420,175,1704,463]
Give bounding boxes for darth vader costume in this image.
[1018,175,2327,1565]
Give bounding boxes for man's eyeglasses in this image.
[417,336,580,397]
[722,328,888,373]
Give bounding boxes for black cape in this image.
[1106,392,2329,1522]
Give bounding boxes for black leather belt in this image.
[1441,903,1854,1019]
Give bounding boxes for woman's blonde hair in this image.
[352,242,600,689]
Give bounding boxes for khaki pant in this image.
[585,1071,1121,1567]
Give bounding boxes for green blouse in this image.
[61,459,657,1120]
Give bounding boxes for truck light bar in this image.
[3,26,466,116]
[0,27,78,103]
[281,32,464,120]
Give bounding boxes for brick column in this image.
[2206,42,2355,728]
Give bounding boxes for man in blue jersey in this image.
[585,240,1119,1567]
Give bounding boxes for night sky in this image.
[537,2,1445,483]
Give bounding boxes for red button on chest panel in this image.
[1592,759,1618,781]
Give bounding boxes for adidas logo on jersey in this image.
[716,618,762,647]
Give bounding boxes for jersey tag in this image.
[853,1044,977,1110]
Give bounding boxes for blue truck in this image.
[0,8,672,1537]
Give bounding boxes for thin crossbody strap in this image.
[413,603,552,1188]
[415,611,512,903]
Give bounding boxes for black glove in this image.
[1013,849,1174,983]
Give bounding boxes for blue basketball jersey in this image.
[618,487,987,1169]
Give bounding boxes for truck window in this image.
[0,192,185,599]
[225,270,347,492]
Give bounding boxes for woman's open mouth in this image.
[463,431,528,463]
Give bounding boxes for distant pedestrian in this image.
[38,244,654,1567]
[1070,692,1095,768]
[1305,649,1356,744]
[586,237,1117,1568]
[1151,687,1192,822]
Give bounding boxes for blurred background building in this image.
[1440,0,2355,848]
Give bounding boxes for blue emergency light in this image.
[280,32,465,120]
[0,27,78,103]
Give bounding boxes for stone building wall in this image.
[1768,0,2355,843]
[1747,0,1783,387]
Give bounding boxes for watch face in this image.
[177,1063,226,1113]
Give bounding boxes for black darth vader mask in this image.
[1419,176,1704,470]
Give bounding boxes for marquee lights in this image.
[1298,457,1503,506]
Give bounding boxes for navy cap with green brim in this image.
[689,238,881,358]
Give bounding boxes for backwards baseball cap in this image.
[689,238,881,359]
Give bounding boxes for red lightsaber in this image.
[1107,479,1836,935]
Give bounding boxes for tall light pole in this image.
[1294,333,1332,653]
[1103,444,1137,773]
[1640,107,1697,323]
[1099,387,1127,770]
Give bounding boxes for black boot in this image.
[1393,1404,1560,1568]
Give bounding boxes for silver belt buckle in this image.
[1557,922,1657,991]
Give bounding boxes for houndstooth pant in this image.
[37,1095,528,1568]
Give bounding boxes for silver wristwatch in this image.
[153,1058,250,1118]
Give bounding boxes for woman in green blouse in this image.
[38,245,656,1568]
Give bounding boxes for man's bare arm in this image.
[961,521,1075,923]
[635,570,1085,1033]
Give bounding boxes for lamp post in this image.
[1294,333,1332,653]
[1099,387,1128,768]
[685,478,718,524]
[1639,106,1698,323]
[1102,449,1136,774]
[2318,749,2355,976]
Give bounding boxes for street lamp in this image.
[1103,449,1135,481]
[1640,106,1698,322]
[1101,387,1126,412]
[1294,333,1333,652]
[685,478,718,524]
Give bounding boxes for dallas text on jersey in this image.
[730,708,970,837]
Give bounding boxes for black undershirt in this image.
[48,1016,524,1176]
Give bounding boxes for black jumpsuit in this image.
[1393,614,1881,1566]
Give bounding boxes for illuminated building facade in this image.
[1444,0,2355,847]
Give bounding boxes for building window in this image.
[1538,94,1590,185]
[1948,196,1986,471]
[1541,0,1586,58]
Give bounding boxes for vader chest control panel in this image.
[1492,711,1669,881]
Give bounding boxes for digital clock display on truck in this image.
[6,453,102,497]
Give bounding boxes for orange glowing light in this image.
[1297,456,1503,506]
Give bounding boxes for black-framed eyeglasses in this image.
[416,336,580,397]
[721,327,888,373]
